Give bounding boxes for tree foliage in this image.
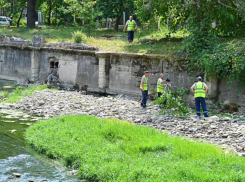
[1,0,245,85]
[97,0,135,31]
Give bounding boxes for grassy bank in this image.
[26,115,245,181]
[0,84,49,103]
[0,27,183,55]
[1,27,244,56]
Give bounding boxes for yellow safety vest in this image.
[157,78,164,93]
[194,82,206,98]
[140,75,148,91]
[127,21,135,31]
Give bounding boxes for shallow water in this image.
[0,80,81,182]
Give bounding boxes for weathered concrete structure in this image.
[0,35,244,107]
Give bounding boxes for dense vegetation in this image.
[26,115,245,181]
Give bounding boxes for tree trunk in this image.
[17,8,24,27]
[55,7,57,26]
[11,0,14,14]
[114,17,120,32]
[158,16,161,31]
[47,0,52,26]
[27,0,36,28]
[192,0,201,23]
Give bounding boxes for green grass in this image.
[0,27,183,55]
[0,84,49,103]
[26,115,245,181]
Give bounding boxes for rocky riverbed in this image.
[3,90,245,156]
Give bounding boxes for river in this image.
[0,80,81,182]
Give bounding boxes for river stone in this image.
[9,129,17,133]
[13,173,21,178]
[222,134,229,138]
[238,153,245,157]
[210,125,217,129]
[67,170,79,176]
[3,120,16,123]
[163,122,175,126]
[3,115,16,119]
[208,115,219,122]
[23,115,31,118]
[19,118,29,121]
[134,119,141,123]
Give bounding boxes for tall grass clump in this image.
[72,31,85,43]
[26,115,245,181]
[2,84,49,103]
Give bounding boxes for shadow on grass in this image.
[123,37,183,55]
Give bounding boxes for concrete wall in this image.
[0,39,244,108]
[38,49,98,89]
[218,80,245,107]
[0,47,32,81]
[103,54,194,95]
[0,44,98,91]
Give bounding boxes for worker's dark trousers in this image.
[141,90,148,107]
[128,31,134,42]
[195,97,208,117]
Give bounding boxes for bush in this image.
[50,17,65,26]
[72,30,84,43]
[155,87,190,116]
[71,22,78,27]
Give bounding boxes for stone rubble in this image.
[5,90,245,156]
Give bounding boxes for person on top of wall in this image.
[123,16,137,43]
[191,76,209,117]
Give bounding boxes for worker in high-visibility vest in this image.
[191,76,209,117]
[157,74,170,97]
[123,16,137,43]
[157,74,170,107]
[140,71,149,108]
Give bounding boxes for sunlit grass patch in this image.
[26,115,245,181]
[0,27,184,55]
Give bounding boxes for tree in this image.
[97,0,135,31]
[16,0,26,27]
[78,1,101,36]
[27,0,36,28]
[236,0,245,21]
[63,0,82,24]
[37,0,63,26]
